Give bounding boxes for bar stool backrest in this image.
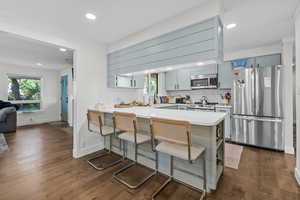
[113,112,137,133]
[150,117,191,146]
[87,109,103,127]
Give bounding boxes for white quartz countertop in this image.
[91,106,227,126]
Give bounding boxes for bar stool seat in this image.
[101,126,120,136]
[118,132,151,144]
[156,142,205,161]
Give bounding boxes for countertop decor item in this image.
[224,92,231,104]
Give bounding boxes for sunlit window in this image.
[144,73,158,95]
[7,76,42,111]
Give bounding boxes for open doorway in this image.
[0,32,76,180]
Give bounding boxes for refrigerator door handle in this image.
[232,115,282,123]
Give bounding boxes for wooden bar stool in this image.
[86,109,122,170]
[150,117,206,200]
[112,111,157,189]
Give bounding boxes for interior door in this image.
[232,68,255,115]
[61,75,68,122]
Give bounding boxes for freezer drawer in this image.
[231,115,283,151]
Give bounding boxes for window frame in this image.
[144,73,158,95]
[6,74,43,112]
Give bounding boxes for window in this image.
[7,76,42,111]
[144,73,158,95]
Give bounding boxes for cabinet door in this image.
[255,54,281,67]
[219,62,232,89]
[116,75,132,88]
[177,69,191,90]
[165,71,178,91]
[133,75,145,89]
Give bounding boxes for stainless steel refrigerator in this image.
[231,65,284,151]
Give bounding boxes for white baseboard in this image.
[295,168,300,186]
[285,146,295,155]
[73,144,103,158]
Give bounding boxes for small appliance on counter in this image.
[175,97,186,104]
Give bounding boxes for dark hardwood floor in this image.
[0,123,299,200]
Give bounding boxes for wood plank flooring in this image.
[0,123,299,200]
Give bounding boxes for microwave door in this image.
[191,78,208,88]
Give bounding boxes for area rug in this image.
[225,143,243,169]
[0,133,9,152]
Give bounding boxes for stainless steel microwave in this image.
[190,74,218,89]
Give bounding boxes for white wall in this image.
[0,62,60,126]
[0,23,142,158]
[224,43,282,61]
[108,0,221,52]
[60,68,74,127]
[294,4,300,185]
[282,38,295,155]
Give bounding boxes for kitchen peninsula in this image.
[90,106,227,191]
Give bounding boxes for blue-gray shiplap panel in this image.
[109,50,216,75]
[109,39,215,70]
[108,28,215,66]
[108,18,215,59]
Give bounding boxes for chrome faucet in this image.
[200,96,208,105]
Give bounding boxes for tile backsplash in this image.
[167,89,232,104]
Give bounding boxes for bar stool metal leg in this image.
[152,154,207,200]
[112,143,157,189]
[87,134,122,171]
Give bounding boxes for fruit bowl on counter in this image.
[114,101,150,108]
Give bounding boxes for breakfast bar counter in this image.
[90,106,227,191]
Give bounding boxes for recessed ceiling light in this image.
[226,23,237,29]
[197,62,204,66]
[36,63,43,66]
[59,48,67,52]
[85,13,96,20]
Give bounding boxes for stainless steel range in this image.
[231,65,284,151]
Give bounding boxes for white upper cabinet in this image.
[132,75,144,89]
[255,54,281,67]
[165,70,178,91]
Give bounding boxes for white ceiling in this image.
[223,0,299,52]
[0,0,208,45]
[0,0,298,69]
[0,31,73,70]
